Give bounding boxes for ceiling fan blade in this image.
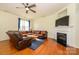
[16,7,24,8]
[22,3,27,8]
[29,8,36,13]
[26,10,28,13]
[28,4,36,8]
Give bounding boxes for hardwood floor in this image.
[0,38,79,55]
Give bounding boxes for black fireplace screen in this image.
[57,33,67,47]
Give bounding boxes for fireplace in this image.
[57,32,67,47]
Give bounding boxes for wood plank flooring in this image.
[0,38,79,55]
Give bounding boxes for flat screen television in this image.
[55,16,69,27]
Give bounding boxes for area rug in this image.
[29,39,44,50]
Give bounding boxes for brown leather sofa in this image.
[6,31,33,50]
[21,30,48,39]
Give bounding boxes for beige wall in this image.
[0,10,18,41]
[33,14,56,38]
[75,4,79,48]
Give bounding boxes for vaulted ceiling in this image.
[0,3,69,19]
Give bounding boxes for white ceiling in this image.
[0,3,69,19]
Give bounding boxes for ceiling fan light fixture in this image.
[25,7,29,10]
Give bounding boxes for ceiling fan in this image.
[16,3,36,13]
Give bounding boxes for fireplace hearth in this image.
[57,32,67,47]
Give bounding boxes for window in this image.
[18,18,30,31]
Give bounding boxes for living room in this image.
[0,3,79,55]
